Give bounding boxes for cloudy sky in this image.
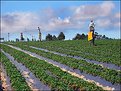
[1,1,120,40]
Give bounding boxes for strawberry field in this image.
[0,39,121,91]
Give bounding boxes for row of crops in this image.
[0,52,30,90]
[12,40,120,66]
[0,44,104,90]
[4,41,121,84]
[1,39,120,90]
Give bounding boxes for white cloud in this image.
[96,19,111,28]
[114,22,120,27]
[113,12,120,27]
[63,17,70,24]
[1,12,40,33]
[72,1,115,20]
[100,1,114,16]
[1,1,119,36]
[115,12,120,19]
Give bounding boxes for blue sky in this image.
[1,1,120,41]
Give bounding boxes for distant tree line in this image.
[46,32,65,41]
[72,33,88,40]
[15,31,110,42]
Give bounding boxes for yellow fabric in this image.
[88,31,93,41]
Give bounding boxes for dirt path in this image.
[0,63,12,91]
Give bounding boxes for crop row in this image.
[8,40,120,66]
[1,44,104,90]
[0,51,30,91]
[3,44,121,84]
[31,45,120,66]
[22,40,120,57]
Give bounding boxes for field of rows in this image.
[0,39,121,90]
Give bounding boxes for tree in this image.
[73,33,81,40]
[80,33,86,39]
[58,32,65,40]
[95,32,98,36]
[102,35,106,39]
[85,35,88,39]
[46,34,52,41]
[27,38,29,42]
[94,32,98,39]
[16,38,19,42]
[52,35,57,41]
[73,33,87,40]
